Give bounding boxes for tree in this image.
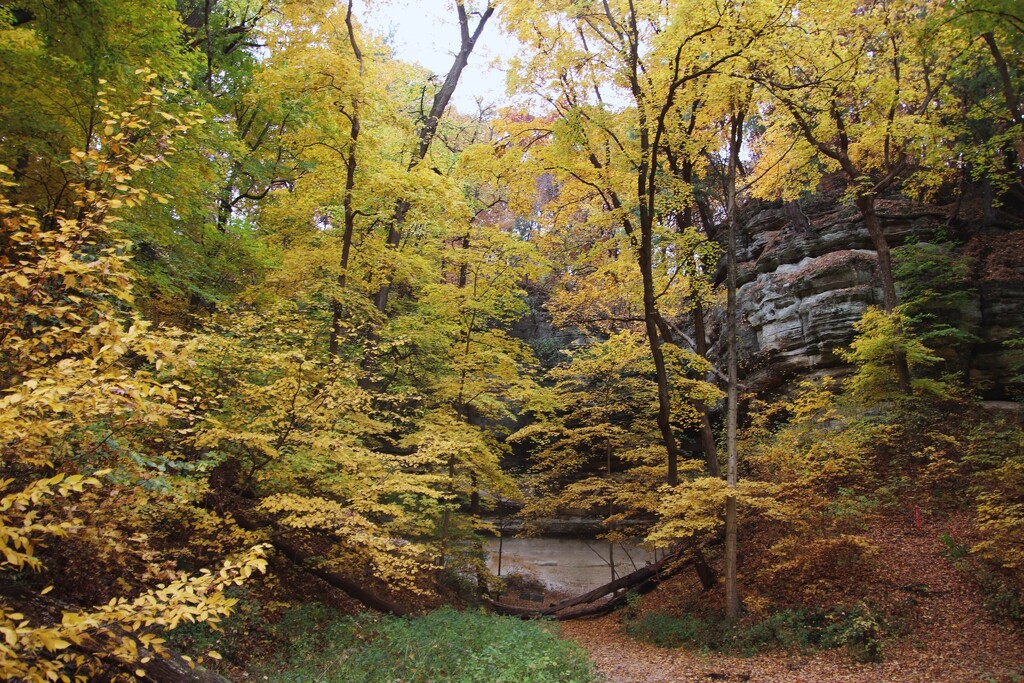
[724,96,748,621]
[751,0,957,393]
[501,0,781,483]
[371,0,497,315]
[192,1,546,591]
[0,0,191,211]
[396,217,537,567]
[937,0,1024,217]
[0,86,268,681]
[511,332,720,541]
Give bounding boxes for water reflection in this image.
[483,536,657,595]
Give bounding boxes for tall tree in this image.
[751,0,954,393]
[501,0,779,483]
[940,0,1024,213]
[724,98,748,622]
[371,0,496,314]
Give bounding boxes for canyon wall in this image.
[717,193,1024,397]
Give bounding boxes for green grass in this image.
[623,604,883,662]
[260,605,602,683]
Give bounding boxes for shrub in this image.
[625,605,885,661]
[501,570,548,595]
[939,532,969,560]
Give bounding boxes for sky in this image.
[358,0,520,113]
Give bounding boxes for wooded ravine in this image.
[1,1,1023,681]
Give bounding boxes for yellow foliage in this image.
[511,332,721,538]
[0,544,269,682]
[647,478,785,549]
[0,84,269,680]
[839,307,943,402]
[969,427,1024,573]
[0,474,105,571]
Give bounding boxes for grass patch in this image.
[939,532,969,560]
[260,605,601,682]
[624,604,883,662]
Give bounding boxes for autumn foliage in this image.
[1,0,1023,678]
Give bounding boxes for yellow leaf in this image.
[13,274,29,288]
[39,632,72,651]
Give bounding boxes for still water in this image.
[482,536,657,595]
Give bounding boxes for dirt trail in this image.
[560,519,1024,682]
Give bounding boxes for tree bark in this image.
[856,194,912,393]
[269,531,410,616]
[230,509,410,616]
[982,32,1023,130]
[330,0,363,357]
[372,2,494,315]
[981,31,1024,193]
[641,232,682,485]
[693,299,722,478]
[724,108,744,622]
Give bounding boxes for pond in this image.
[482,536,658,595]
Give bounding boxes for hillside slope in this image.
[562,515,1024,683]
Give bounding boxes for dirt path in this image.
[560,519,1024,682]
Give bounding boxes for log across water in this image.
[483,536,658,594]
[484,541,699,621]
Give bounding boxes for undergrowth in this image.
[257,604,601,682]
[624,604,884,662]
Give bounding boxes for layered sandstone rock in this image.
[716,196,1024,397]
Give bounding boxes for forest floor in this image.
[560,516,1024,683]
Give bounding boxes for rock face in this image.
[718,195,1024,397]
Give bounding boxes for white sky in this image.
[358,0,519,113]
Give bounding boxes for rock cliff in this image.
[714,191,1024,397]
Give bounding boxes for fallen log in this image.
[484,543,696,620]
[211,461,410,616]
[268,531,411,616]
[231,510,411,616]
[122,643,229,683]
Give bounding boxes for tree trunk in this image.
[856,194,911,393]
[724,109,743,622]
[269,532,410,616]
[699,410,721,478]
[371,3,494,315]
[982,32,1024,130]
[694,548,716,591]
[641,237,682,486]
[693,299,722,478]
[981,32,1024,193]
[231,509,409,616]
[330,0,363,357]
